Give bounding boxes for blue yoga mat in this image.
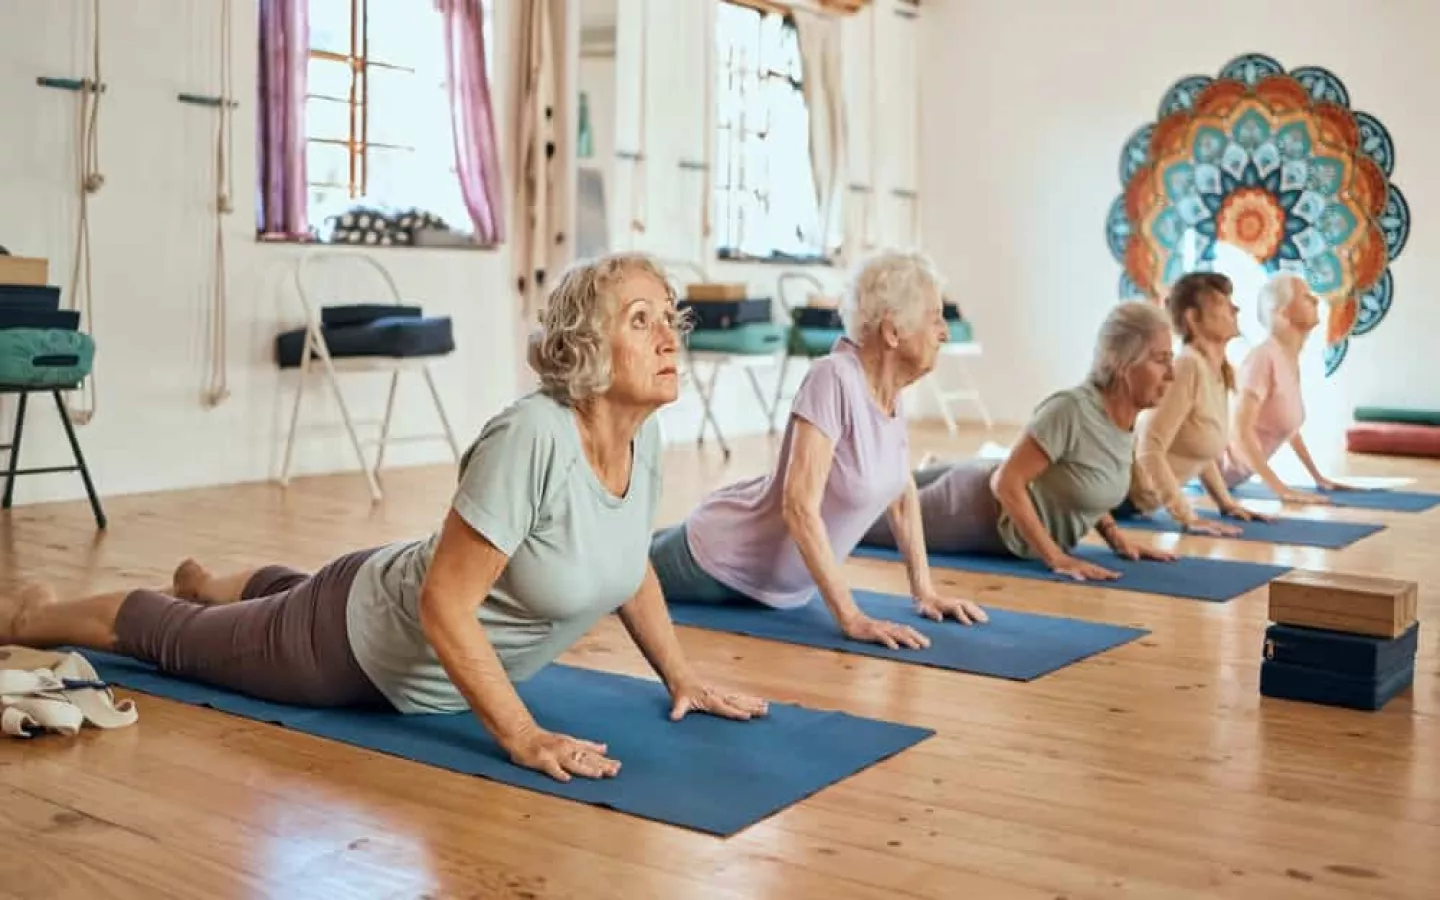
[851,544,1290,602]
[667,589,1148,680]
[81,651,931,837]
[1116,509,1385,549]
[1190,480,1440,512]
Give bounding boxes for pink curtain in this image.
[438,0,505,246]
[256,0,309,238]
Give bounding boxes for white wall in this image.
[919,0,1439,461]
[0,0,522,506]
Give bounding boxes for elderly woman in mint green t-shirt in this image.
[860,301,1180,581]
[1,251,768,786]
[650,250,988,653]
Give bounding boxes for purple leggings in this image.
[113,549,391,709]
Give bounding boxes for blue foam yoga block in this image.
[1259,658,1415,711]
[1263,621,1419,679]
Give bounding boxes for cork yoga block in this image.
[1267,570,1418,638]
[684,282,748,302]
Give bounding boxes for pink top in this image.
[683,337,911,609]
[1220,337,1305,486]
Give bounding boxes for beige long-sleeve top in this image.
[1128,346,1237,522]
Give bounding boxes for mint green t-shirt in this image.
[996,382,1135,559]
[345,391,664,714]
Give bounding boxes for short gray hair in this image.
[1257,271,1308,328]
[841,249,945,342]
[527,251,680,404]
[1088,301,1172,390]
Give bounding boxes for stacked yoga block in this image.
[1260,570,1420,711]
[0,252,94,387]
[678,283,784,355]
[1346,406,1440,459]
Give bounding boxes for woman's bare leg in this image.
[171,558,262,605]
[0,582,126,650]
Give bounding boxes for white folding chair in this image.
[924,340,994,434]
[662,259,788,460]
[277,250,461,502]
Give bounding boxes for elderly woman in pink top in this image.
[650,250,987,651]
[1220,272,1355,504]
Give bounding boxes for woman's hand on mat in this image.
[668,680,770,722]
[1221,503,1270,523]
[841,613,931,650]
[1182,517,1243,537]
[1047,555,1120,581]
[1109,538,1177,563]
[913,592,988,625]
[1316,476,1361,492]
[1279,488,1330,505]
[503,723,621,783]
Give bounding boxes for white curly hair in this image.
[1256,270,1309,329]
[527,251,684,404]
[841,249,945,343]
[1088,300,1173,390]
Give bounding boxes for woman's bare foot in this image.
[0,582,60,644]
[171,558,212,602]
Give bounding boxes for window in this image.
[302,0,492,239]
[713,1,834,262]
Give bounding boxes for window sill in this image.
[715,248,834,267]
[256,233,500,253]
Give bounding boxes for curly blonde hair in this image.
[528,252,685,403]
[841,249,945,342]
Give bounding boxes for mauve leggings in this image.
[113,548,391,709]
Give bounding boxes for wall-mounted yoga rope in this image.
[177,0,237,409]
[35,0,104,427]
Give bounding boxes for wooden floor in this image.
[1,423,1436,899]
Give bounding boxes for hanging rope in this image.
[628,0,650,240]
[698,1,713,250]
[203,0,235,409]
[65,0,104,427]
[863,2,878,251]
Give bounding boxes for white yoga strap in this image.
[0,651,138,739]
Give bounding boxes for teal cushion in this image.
[0,328,95,387]
[686,322,787,355]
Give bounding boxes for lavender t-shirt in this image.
[683,337,911,609]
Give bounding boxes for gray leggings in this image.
[649,524,758,605]
[860,458,1010,555]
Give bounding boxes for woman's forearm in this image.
[617,567,697,692]
[419,595,535,743]
[1236,427,1288,493]
[887,482,936,597]
[991,477,1069,565]
[782,503,862,627]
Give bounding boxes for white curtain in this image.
[792,8,848,259]
[509,0,574,317]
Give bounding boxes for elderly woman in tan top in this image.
[1116,272,1267,535]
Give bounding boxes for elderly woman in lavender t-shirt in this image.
[649,250,988,651]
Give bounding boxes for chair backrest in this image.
[292,249,406,327]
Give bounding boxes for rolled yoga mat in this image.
[1203,481,1440,513]
[851,544,1291,603]
[666,589,1149,681]
[1115,509,1385,549]
[78,650,933,837]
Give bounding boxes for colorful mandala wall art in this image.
[1104,53,1410,376]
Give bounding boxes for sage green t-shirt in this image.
[345,391,664,714]
[996,382,1135,558]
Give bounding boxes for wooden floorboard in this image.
[2,423,1437,899]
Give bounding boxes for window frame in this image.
[712,0,835,267]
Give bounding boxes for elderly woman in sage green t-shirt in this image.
[0,251,768,785]
[861,301,1180,581]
